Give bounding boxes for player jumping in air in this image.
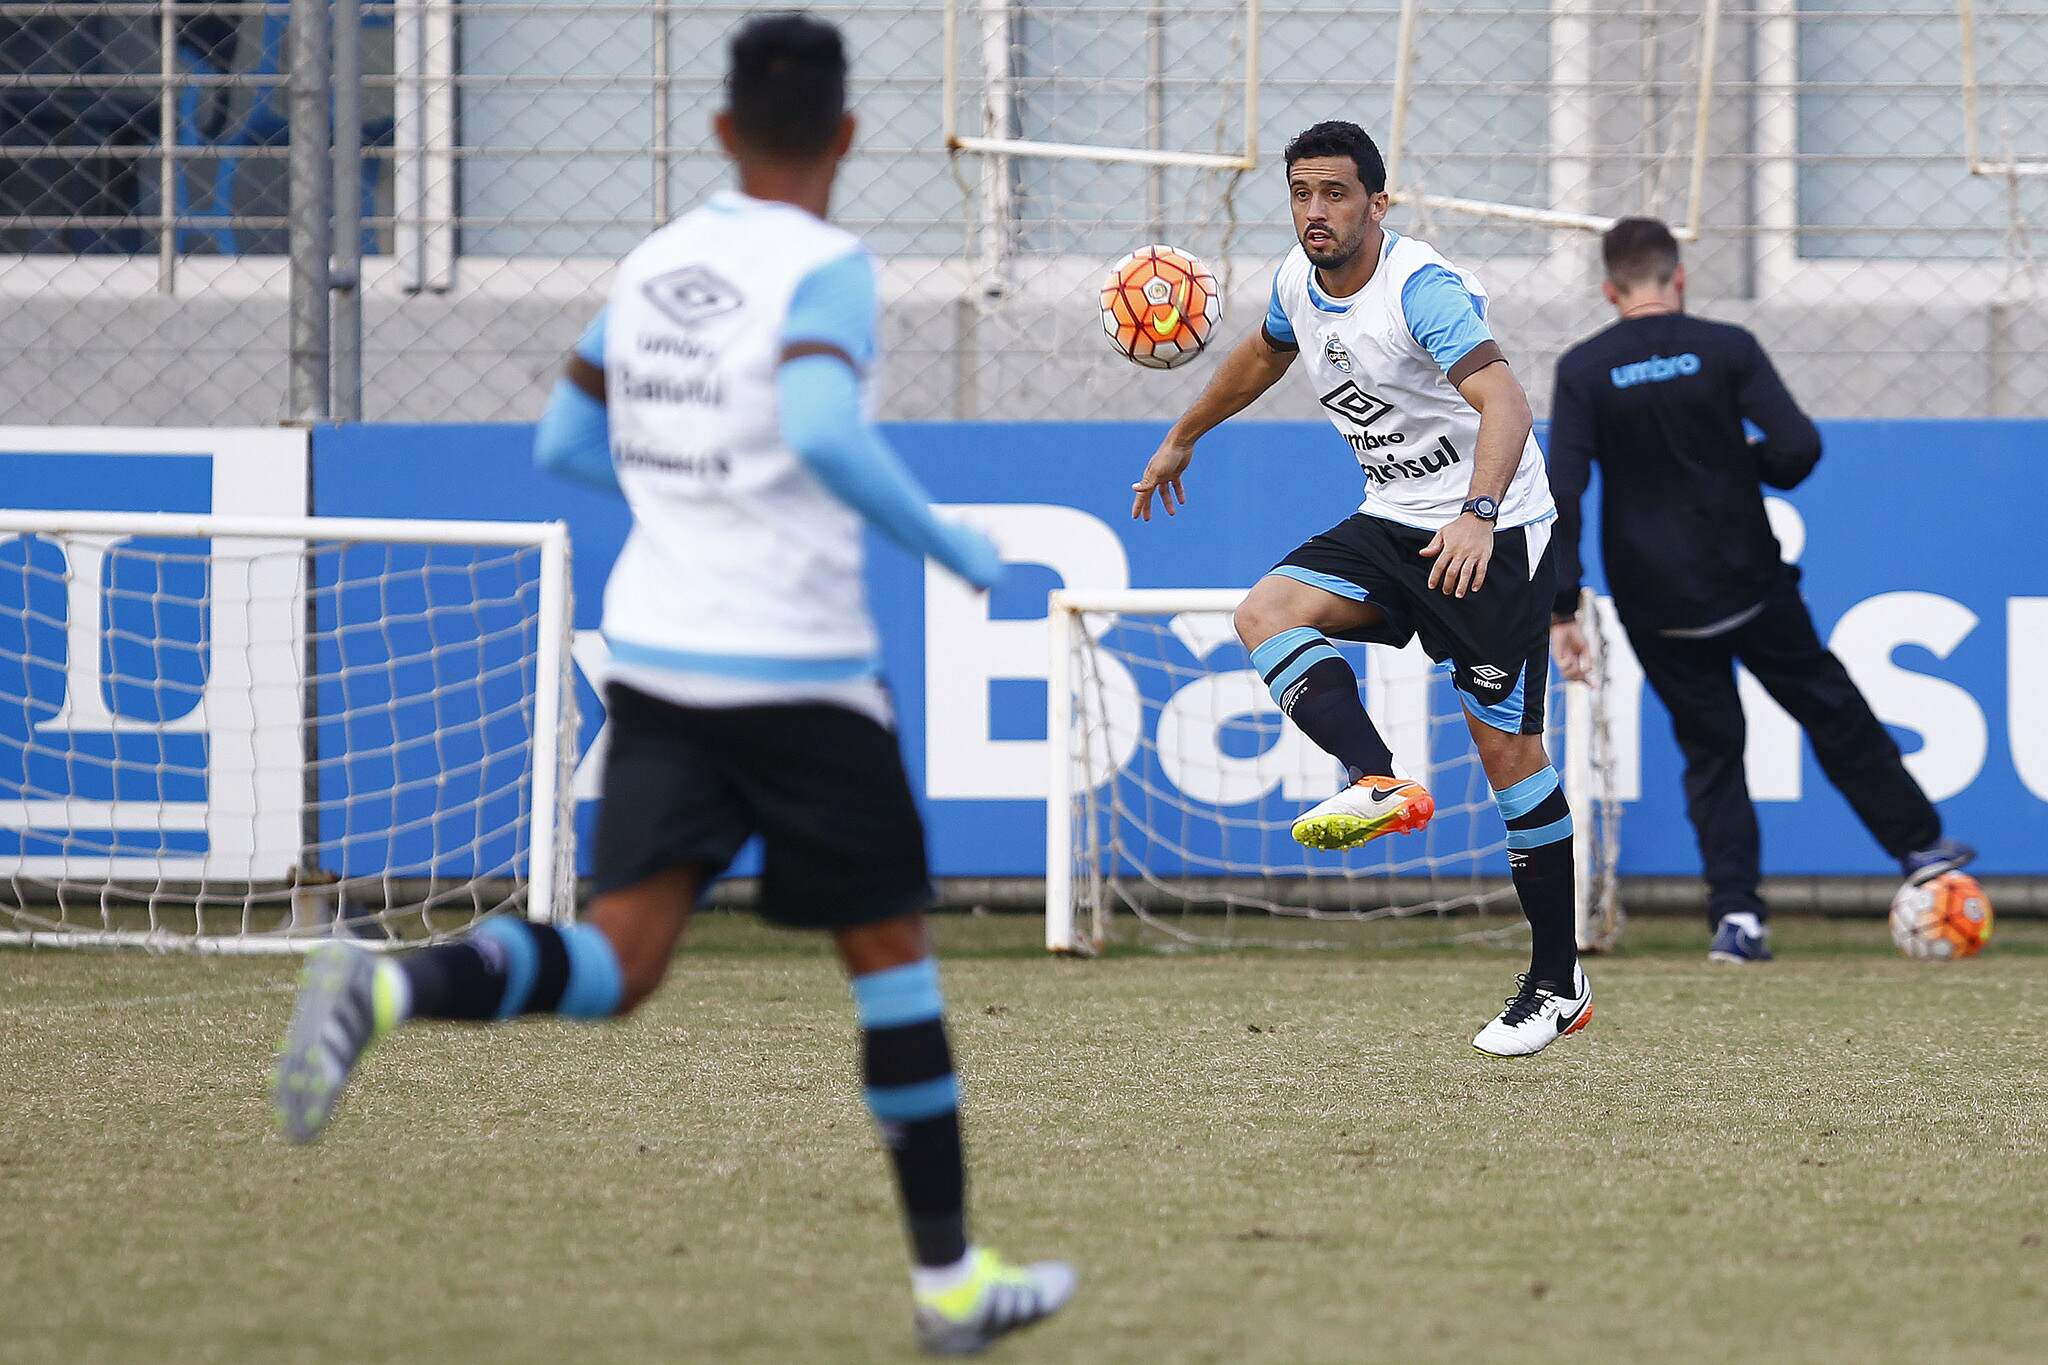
[1131,121,1588,1057]
[273,15,1075,1355]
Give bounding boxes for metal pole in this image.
[288,0,333,420]
[158,1,178,294]
[332,0,363,420]
[652,0,671,223]
[1145,0,1164,242]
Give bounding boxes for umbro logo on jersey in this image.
[1322,336,1354,373]
[1319,381,1394,428]
[642,266,744,328]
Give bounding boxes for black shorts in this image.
[591,683,933,929]
[1272,513,1556,735]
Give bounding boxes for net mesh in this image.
[1058,602,1604,950]
[0,523,575,948]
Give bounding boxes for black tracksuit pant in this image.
[1622,571,1942,924]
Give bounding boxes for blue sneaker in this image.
[1902,838,1976,886]
[1708,913,1771,964]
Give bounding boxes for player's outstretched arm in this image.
[533,308,622,493]
[778,353,1002,589]
[1133,329,1294,521]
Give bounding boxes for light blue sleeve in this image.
[780,250,878,366]
[777,355,1001,589]
[534,305,617,493]
[1263,270,1297,347]
[533,381,617,493]
[1400,265,1494,374]
[573,306,607,367]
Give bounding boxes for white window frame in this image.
[1752,0,2035,306]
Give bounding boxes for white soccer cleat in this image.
[1471,964,1593,1058]
[913,1247,1077,1356]
[1289,775,1435,852]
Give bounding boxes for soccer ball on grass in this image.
[1888,871,1993,959]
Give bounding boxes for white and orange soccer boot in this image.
[1289,775,1435,851]
[1471,965,1593,1058]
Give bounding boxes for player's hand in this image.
[939,522,1005,592]
[1419,513,1493,597]
[1131,438,1194,521]
[1551,618,1594,683]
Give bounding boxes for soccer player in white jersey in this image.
[1131,122,1589,1057]
[273,15,1074,1354]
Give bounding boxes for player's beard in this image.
[1301,217,1370,271]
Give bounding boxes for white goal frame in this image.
[0,510,575,954]
[1044,587,1620,954]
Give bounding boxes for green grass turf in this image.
[3,915,2044,1364]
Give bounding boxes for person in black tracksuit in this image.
[1546,218,1972,962]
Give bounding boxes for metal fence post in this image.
[288,0,334,421]
[332,0,364,421]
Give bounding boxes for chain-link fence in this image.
[2,1,2042,428]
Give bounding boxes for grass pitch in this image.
[3,915,2045,1364]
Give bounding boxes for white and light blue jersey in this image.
[1266,230,1553,530]
[593,191,891,718]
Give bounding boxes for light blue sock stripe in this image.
[851,957,944,1030]
[1268,565,1371,602]
[557,923,626,1018]
[866,1074,961,1123]
[476,917,539,1020]
[1506,813,1575,850]
[1493,766,1561,821]
[1265,644,1343,702]
[1248,626,1325,677]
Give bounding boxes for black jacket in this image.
[1548,313,1822,631]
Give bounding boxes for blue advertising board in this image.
[314,419,2048,881]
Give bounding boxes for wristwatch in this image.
[1461,495,1500,522]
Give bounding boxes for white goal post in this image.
[1045,587,1623,953]
[0,511,577,953]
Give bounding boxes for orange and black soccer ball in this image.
[1889,871,1994,959]
[1100,244,1222,370]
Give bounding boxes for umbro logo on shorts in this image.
[643,266,745,328]
[1466,663,1513,695]
[1319,381,1395,429]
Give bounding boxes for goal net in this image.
[1047,589,1622,952]
[0,512,577,953]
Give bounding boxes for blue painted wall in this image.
[312,420,2048,881]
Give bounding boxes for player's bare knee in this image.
[1233,592,1288,650]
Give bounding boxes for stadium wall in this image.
[314,419,2044,881]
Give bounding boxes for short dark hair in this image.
[1283,121,1387,194]
[1602,217,1681,290]
[727,13,847,158]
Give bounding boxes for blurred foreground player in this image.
[1547,218,1974,964]
[273,15,1074,1354]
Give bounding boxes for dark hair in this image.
[1602,217,1681,289]
[1282,121,1387,193]
[727,13,847,158]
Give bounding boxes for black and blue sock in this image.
[851,957,968,1269]
[1249,627,1395,783]
[394,916,625,1021]
[1493,766,1579,987]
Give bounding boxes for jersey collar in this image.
[1307,228,1398,315]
